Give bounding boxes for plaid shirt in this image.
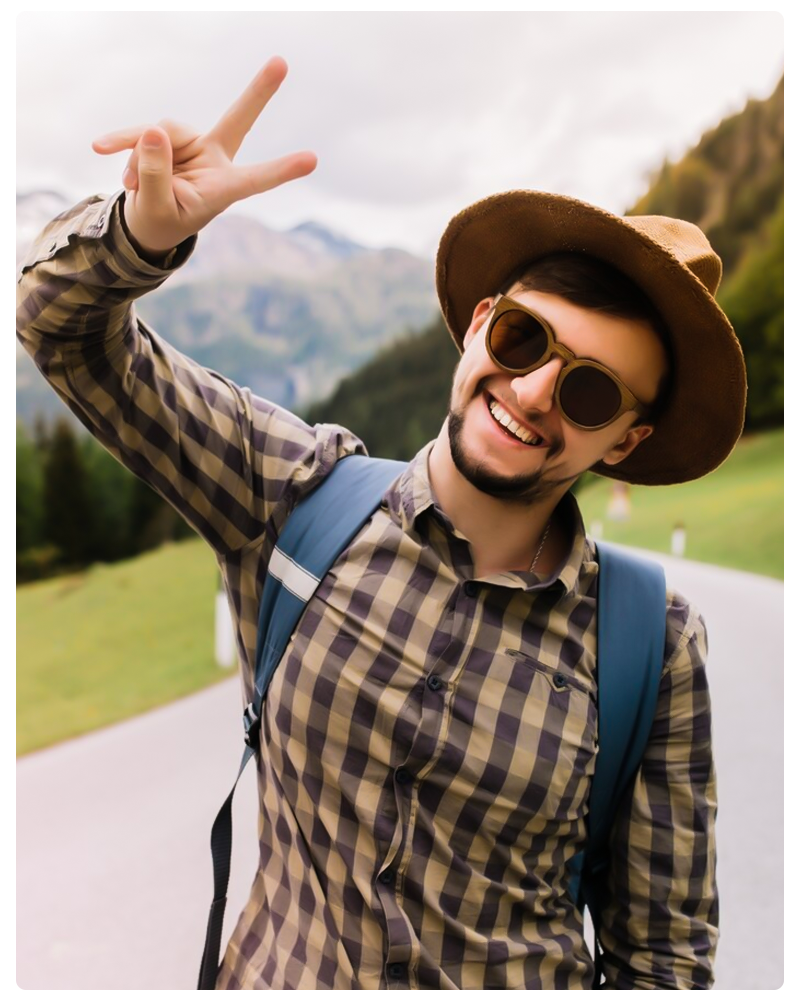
[17,191,718,990]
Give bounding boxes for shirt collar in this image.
[385,441,591,597]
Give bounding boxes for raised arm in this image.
[597,596,718,989]
[17,60,363,558]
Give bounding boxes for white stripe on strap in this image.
[267,547,321,602]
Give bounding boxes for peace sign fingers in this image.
[207,57,289,160]
[91,57,316,254]
[222,151,318,209]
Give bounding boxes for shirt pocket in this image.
[504,648,594,698]
[499,648,598,827]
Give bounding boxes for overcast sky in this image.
[17,12,783,257]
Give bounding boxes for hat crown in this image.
[625,215,722,296]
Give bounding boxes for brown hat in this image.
[435,190,747,486]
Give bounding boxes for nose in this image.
[509,358,563,415]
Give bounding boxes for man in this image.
[17,59,745,989]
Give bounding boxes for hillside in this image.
[305,313,456,459]
[631,77,783,428]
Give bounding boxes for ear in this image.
[601,422,654,467]
[462,297,495,350]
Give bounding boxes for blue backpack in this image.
[198,454,666,989]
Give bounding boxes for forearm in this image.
[17,190,191,362]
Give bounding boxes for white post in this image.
[671,522,687,558]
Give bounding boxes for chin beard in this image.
[447,400,573,506]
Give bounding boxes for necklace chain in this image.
[529,520,552,572]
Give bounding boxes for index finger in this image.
[207,57,289,159]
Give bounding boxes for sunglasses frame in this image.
[485,295,650,431]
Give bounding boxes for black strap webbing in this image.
[197,745,255,990]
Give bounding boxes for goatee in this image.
[447,388,572,506]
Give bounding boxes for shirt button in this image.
[378,868,395,885]
[427,674,443,692]
[553,671,568,689]
[387,963,406,980]
[464,581,479,598]
[395,767,413,785]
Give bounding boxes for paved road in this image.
[17,550,783,989]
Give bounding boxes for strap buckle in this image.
[243,702,260,749]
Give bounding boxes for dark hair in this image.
[498,253,672,422]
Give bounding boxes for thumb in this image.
[135,127,174,214]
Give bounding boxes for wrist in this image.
[119,193,178,265]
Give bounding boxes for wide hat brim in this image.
[435,190,747,486]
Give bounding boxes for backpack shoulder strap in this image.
[590,541,666,841]
[198,452,404,989]
[579,540,667,985]
[250,453,406,735]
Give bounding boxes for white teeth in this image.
[489,400,542,446]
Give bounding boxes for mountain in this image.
[137,247,435,412]
[306,76,784,454]
[289,220,366,261]
[167,213,370,286]
[16,197,437,423]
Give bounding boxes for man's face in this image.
[446,286,669,505]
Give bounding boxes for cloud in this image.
[16,12,783,254]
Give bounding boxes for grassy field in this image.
[17,429,782,756]
[576,428,783,580]
[17,539,227,755]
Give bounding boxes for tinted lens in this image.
[489,310,550,371]
[559,366,622,427]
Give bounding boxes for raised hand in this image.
[92,58,317,256]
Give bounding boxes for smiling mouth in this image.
[486,395,546,447]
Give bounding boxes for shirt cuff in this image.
[17,189,197,286]
[111,190,197,275]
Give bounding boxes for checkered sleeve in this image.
[598,595,719,989]
[16,191,364,558]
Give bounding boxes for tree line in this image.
[17,418,193,583]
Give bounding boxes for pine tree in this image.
[16,422,44,553]
[42,417,94,568]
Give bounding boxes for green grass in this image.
[576,429,783,579]
[17,430,783,755]
[17,538,230,756]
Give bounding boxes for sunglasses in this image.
[485,296,649,430]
